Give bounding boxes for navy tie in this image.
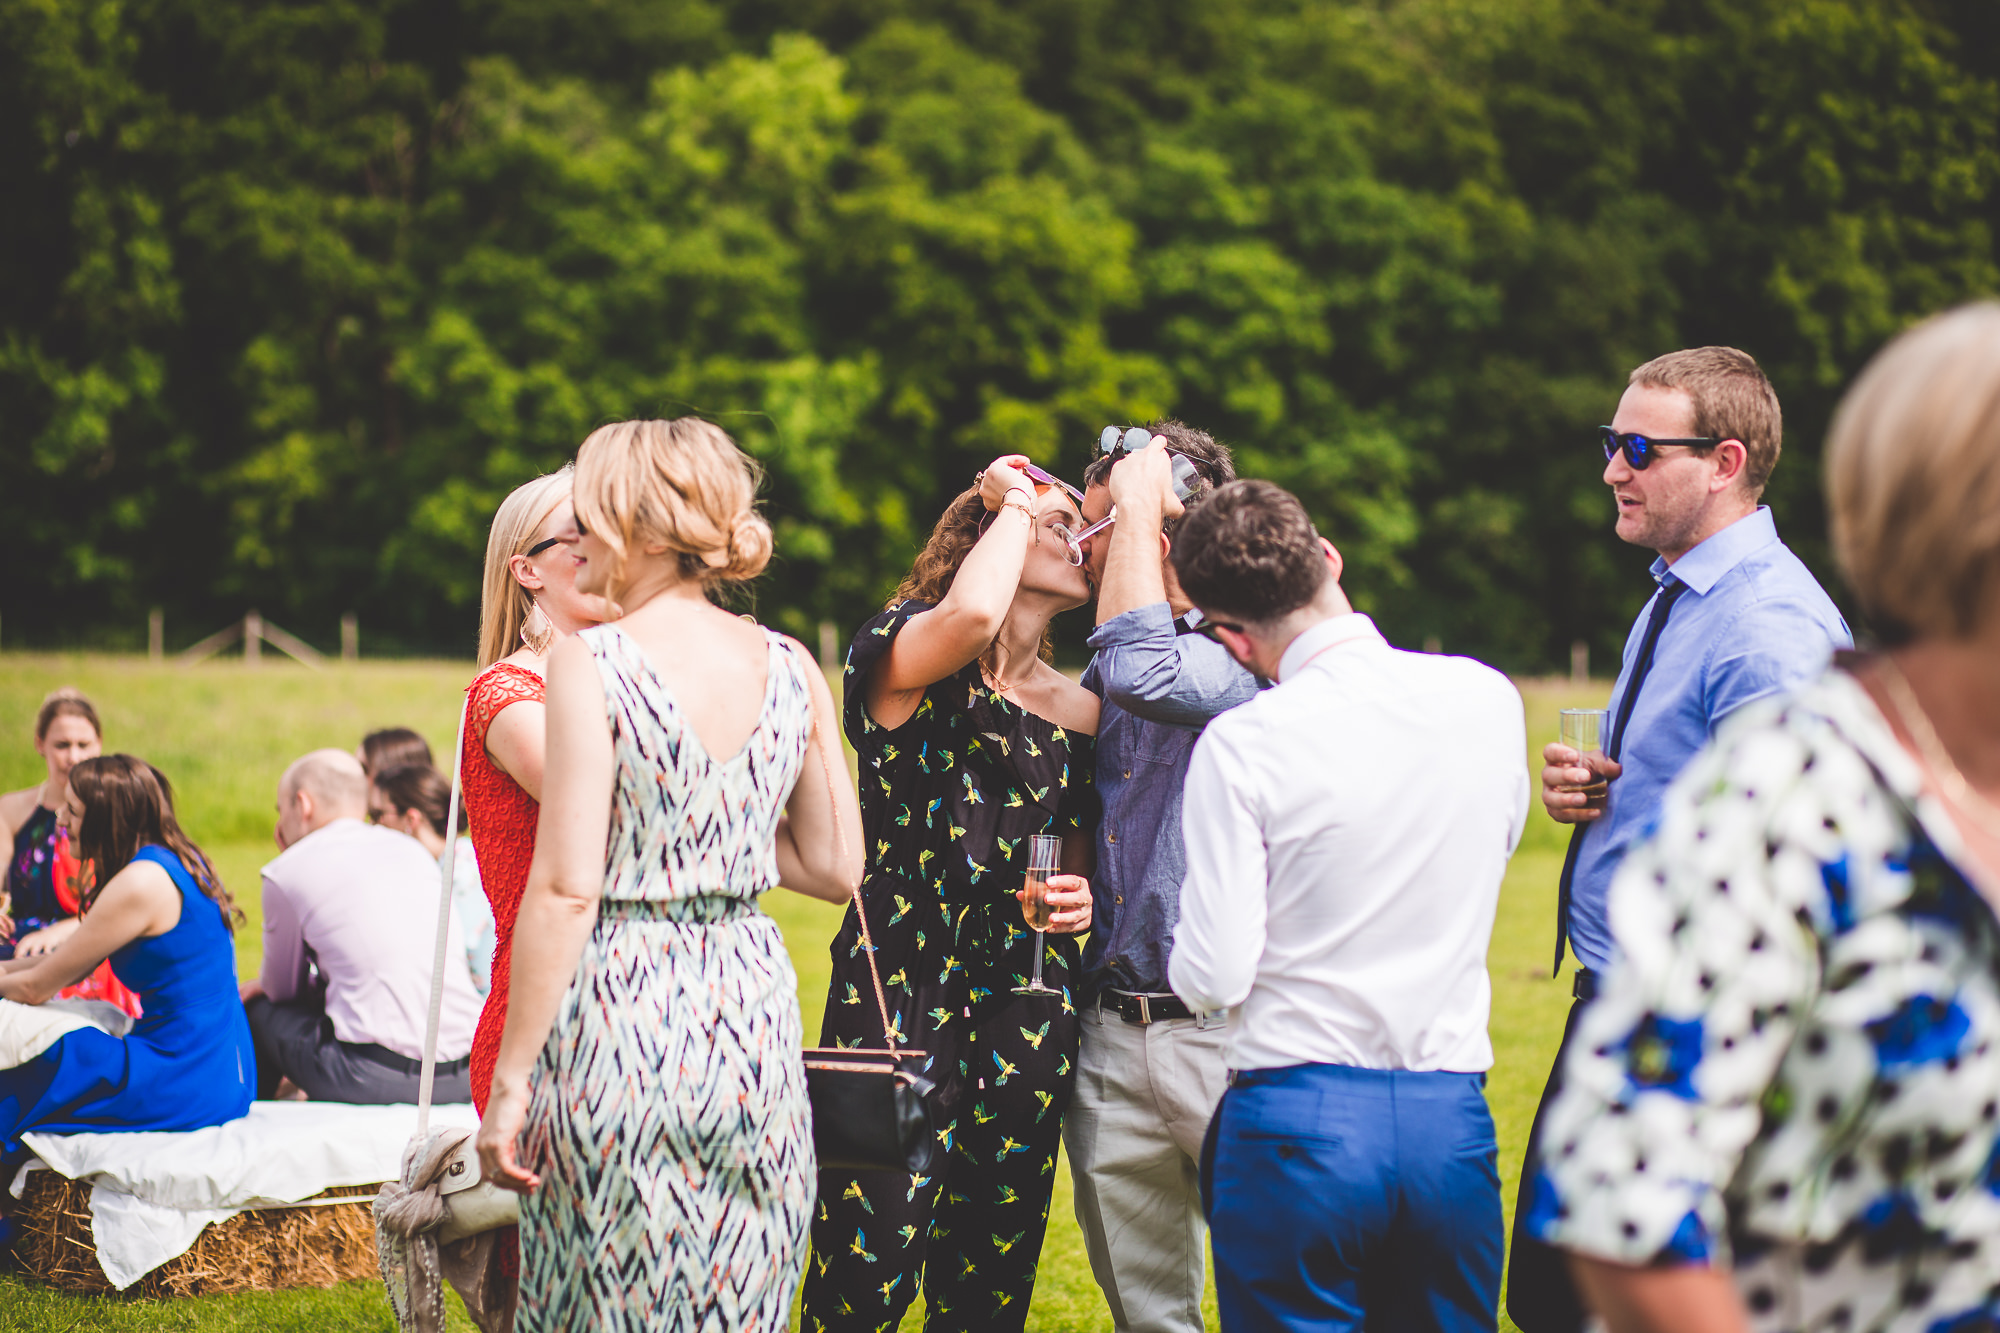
[1552,577,1687,977]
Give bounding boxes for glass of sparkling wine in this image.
[1014,834,1063,997]
[1559,708,1610,797]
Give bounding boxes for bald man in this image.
[242,748,481,1103]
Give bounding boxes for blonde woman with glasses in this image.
[461,464,610,1114]
[476,418,862,1331]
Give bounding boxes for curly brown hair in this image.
[887,485,1055,666]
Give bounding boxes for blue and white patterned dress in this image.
[1527,662,2000,1332]
[519,623,817,1332]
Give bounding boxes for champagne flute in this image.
[1559,708,1610,800]
[1013,834,1062,997]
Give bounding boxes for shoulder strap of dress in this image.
[465,664,544,750]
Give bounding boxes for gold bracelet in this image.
[999,489,1035,515]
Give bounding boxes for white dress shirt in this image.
[1169,614,1529,1072]
[260,818,482,1061]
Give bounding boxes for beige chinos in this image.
[1064,1002,1230,1333]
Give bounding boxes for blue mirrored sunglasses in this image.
[1599,426,1719,470]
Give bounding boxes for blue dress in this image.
[0,845,254,1143]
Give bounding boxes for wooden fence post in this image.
[149,609,164,662]
[341,613,358,663]
[244,611,263,668]
[1570,639,1589,683]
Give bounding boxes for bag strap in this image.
[789,639,899,1052]
[416,693,471,1140]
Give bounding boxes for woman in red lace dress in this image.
[463,465,610,1112]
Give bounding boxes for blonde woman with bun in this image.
[461,465,610,1113]
[476,419,863,1331]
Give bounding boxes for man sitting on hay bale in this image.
[242,750,481,1104]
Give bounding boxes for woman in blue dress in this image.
[0,754,254,1144]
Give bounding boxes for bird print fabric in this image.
[803,601,1099,1332]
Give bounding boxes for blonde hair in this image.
[571,419,772,606]
[1629,346,1783,497]
[1826,301,2000,645]
[476,466,576,669]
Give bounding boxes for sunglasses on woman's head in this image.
[1599,427,1720,470]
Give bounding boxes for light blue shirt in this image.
[1078,602,1260,1000]
[1566,507,1850,972]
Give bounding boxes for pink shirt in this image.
[259,818,482,1062]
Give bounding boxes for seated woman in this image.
[0,754,253,1142]
[0,689,140,1016]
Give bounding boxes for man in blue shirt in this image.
[1069,424,1258,1333]
[1509,347,1851,1333]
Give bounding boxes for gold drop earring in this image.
[520,599,556,654]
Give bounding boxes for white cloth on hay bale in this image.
[13,1100,478,1289]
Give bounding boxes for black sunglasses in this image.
[1193,618,1246,643]
[525,536,563,557]
[1599,427,1720,470]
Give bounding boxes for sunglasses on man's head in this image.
[1599,427,1720,470]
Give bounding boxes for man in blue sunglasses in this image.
[1509,347,1850,1333]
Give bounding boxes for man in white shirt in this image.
[1166,481,1529,1333]
[240,749,481,1103]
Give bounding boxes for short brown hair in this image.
[1170,480,1327,623]
[572,418,772,608]
[1628,347,1783,496]
[1826,302,2000,644]
[1083,419,1238,537]
[36,687,100,742]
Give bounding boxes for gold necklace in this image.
[1874,655,2000,840]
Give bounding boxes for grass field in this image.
[0,653,1592,1331]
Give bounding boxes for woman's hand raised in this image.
[978,456,1034,512]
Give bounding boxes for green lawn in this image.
[0,653,1588,1330]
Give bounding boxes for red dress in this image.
[462,662,545,1113]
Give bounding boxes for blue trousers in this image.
[1201,1063,1502,1333]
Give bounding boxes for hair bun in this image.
[720,512,774,581]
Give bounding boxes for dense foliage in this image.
[5,0,1996,667]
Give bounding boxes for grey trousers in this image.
[245,995,472,1105]
[1063,999,1230,1333]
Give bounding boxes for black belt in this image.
[349,1041,470,1077]
[1572,968,1598,1003]
[1103,990,1195,1025]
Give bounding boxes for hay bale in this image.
[13,1170,386,1297]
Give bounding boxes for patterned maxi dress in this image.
[803,601,1099,1333]
[518,623,817,1332]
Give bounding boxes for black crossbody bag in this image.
[792,645,937,1174]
